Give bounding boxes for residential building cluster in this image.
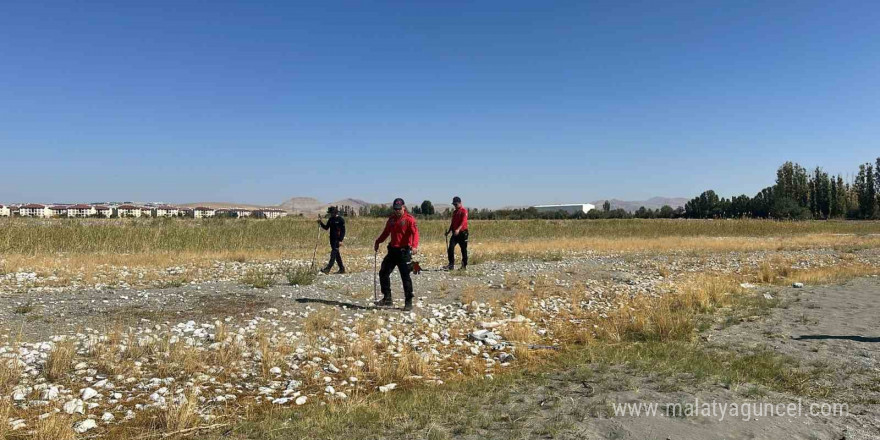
[0,203,288,219]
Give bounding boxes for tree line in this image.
[683,158,879,219]
[346,158,880,220]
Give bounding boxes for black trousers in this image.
[324,241,344,270]
[448,230,469,267]
[379,246,413,299]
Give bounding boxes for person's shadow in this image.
[294,298,397,311]
[793,335,880,343]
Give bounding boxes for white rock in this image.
[269,366,282,375]
[63,399,84,415]
[295,395,308,405]
[378,383,397,393]
[81,387,99,400]
[792,282,804,288]
[41,387,59,400]
[149,392,166,405]
[73,418,97,433]
[101,412,115,422]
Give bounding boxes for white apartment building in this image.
[94,205,112,217]
[0,205,9,217]
[19,204,49,217]
[193,207,215,218]
[67,204,96,218]
[256,209,286,219]
[117,204,144,218]
[154,205,179,217]
[49,205,69,217]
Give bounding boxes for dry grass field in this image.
[1,218,878,439]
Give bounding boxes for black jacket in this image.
[320,216,346,242]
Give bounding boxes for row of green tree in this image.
[350,158,880,220]
[683,158,879,219]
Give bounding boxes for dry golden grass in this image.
[31,414,76,440]
[3,216,880,290]
[45,339,76,382]
[302,308,340,336]
[159,391,202,434]
[0,398,10,440]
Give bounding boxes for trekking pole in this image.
[310,216,321,272]
[444,230,449,269]
[373,250,379,303]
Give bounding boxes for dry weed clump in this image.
[45,338,76,382]
[303,308,341,336]
[241,267,276,289]
[31,414,76,440]
[282,263,317,286]
[160,391,202,434]
[0,397,11,440]
[594,275,741,343]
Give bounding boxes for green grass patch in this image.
[241,267,276,289]
[282,263,317,286]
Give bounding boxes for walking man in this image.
[318,206,346,274]
[446,196,469,270]
[374,198,420,310]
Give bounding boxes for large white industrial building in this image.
[532,203,595,215]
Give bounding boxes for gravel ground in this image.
[1,248,878,437]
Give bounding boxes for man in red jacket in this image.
[374,198,420,310]
[446,196,469,270]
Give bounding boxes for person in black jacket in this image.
[318,206,346,274]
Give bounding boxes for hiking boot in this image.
[335,268,346,274]
[460,265,467,271]
[320,266,331,275]
[403,298,414,311]
[377,296,393,307]
[445,264,454,271]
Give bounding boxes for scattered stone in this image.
[378,383,397,393]
[81,387,99,400]
[73,418,97,433]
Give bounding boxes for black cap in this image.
[392,198,405,209]
[452,196,462,204]
[327,206,338,214]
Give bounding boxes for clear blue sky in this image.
[2,1,878,207]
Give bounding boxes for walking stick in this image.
[373,250,379,303]
[444,230,450,269]
[310,217,321,272]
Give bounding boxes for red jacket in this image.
[450,207,468,232]
[376,211,420,249]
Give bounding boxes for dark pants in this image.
[448,230,469,267]
[379,246,413,299]
[324,241,344,271]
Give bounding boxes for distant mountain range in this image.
[180,196,687,215]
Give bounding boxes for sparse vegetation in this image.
[282,263,317,286]
[45,339,76,382]
[241,267,276,289]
